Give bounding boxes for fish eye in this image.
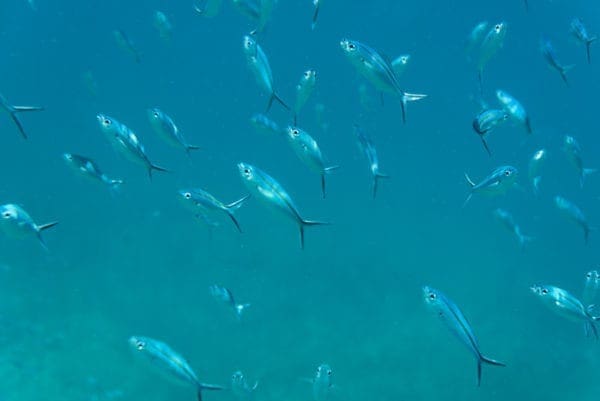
[153,112,159,118]
[541,288,548,295]
[429,293,436,300]
[495,24,501,31]
[327,369,332,376]
[103,119,111,126]
[244,168,250,175]
[504,170,511,176]
[2,212,11,218]
[184,192,191,199]
[292,129,299,136]
[136,340,145,350]
[349,43,356,50]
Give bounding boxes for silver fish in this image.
[178,189,249,232]
[147,108,200,155]
[237,162,328,249]
[312,364,333,401]
[209,285,250,320]
[570,18,596,64]
[231,371,258,401]
[554,196,593,244]
[311,0,322,30]
[243,35,289,112]
[390,54,411,77]
[285,126,338,198]
[466,21,488,61]
[129,336,224,401]
[563,135,596,188]
[540,36,573,86]
[294,69,317,124]
[154,11,173,41]
[423,286,505,386]
[250,113,281,135]
[530,284,599,338]
[63,153,123,191]
[355,125,389,198]
[340,38,426,123]
[495,90,531,133]
[113,29,141,63]
[464,166,518,206]
[0,204,58,250]
[493,208,532,248]
[528,149,547,196]
[472,109,509,156]
[96,114,169,180]
[583,270,600,307]
[0,93,43,139]
[193,0,222,17]
[477,22,507,88]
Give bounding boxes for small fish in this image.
[293,69,317,124]
[285,126,338,198]
[209,285,250,319]
[390,54,411,77]
[423,286,505,386]
[238,162,328,249]
[528,149,547,196]
[243,35,289,113]
[471,109,509,156]
[193,0,223,17]
[530,284,599,338]
[147,108,200,155]
[0,204,58,250]
[0,93,44,139]
[464,166,518,206]
[583,270,600,307]
[493,208,532,248]
[250,113,281,135]
[311,0,322,30]
[540,36,574,85]
[113,29,141,63]
[477,22,507,90]
[570,18,596,64]
[154,11,173,41]
[465,21,488,61]
[178,189,249,232]
[96,114,169,180]
[340,38,426,123]
[563,135,596,188]
[312,364,333,401]
[129,336,224,401]
[355,125,389,198]
[495,90,531,133]
[554,196,593,244]
[63,153,123,191]
[231,371,258,401]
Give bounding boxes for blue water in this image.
[0,0,599,400]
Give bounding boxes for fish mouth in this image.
[62,153,72,161]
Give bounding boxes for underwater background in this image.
[0,0,599,400]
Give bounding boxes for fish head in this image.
[62,153,74,164]
[585,270,600,283]
[147,108,164,124]
[242,35,257,56]
[302,69,317,84]
[340,39,359,56]
[238,162,257,184]
[315,364,332,383]
[422,286,443,308]
[96,113,118,135]
[177,189,197,209]
[495,165,518,185]
[231,371,245,387]
[0,204,19,223]
[530,284,552,300]
[492,21,507,38]
[128,336,148,353]
[285,126,302,142]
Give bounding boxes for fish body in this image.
[0,204,58,250]
[154,11,173,41]
[231,371,258,401]
[63,153,123,191]
[540,36,573,85]
[466,21,489,60]
[193,0,223,17]
[464,166,518,206]
[554,196,592,244]
[390,54,411,76]
[250,113,281,135]
[237,162,328,249]
[209,285,250,319]
[423,286,505,386]
[472,109,509,156]
[570,18,597,64]
[147,108,200,155]
[563,135,596,188]
[476,22,507,85]
[355,125,389,198]
[495,90,531,133]
[294,69,317,123]
[340,38,426,123]
[493,208,532,248]
[312,364,333,401]
[0,93,44,139]
[114,29,141,63]
[178,189,249,232]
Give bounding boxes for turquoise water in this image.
[0,1,599,400]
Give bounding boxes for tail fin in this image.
[321,166,340,198]
[524,116,532,134]
[586,36,597,64]
[266,91,290,113]
[372,172,390,199]
[400,92,427,124]
[559,65,575,86]
[197,383,225,401]
[311,1,320,30]
[147,163,170,181]
[224,195,251,233]
[299,219,330,250]
[463,173,475,207]
[185,144,201,156]
[36,221,59,251]
[480,136,492,157]
[580,168,597,188]
[10,106,44,140]
[477,355,506,386]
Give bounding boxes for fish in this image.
[528,149,547,196]
[423,286,505,386]
[63,153,123,191]
[465,21,488,61]
[495,90,531,133]
[463,166,518,206]
[153,11,173,41]
[563,135,596,188]
[113,29,141,63]
[476,22,507,91]
[540,36,574,85]
[311,0,322,30]
[237,162,328,249]
[96,114,169,180]
[129,336,224,401]
[209,285,250,320]
[193,0,222,17]
[0,93,44,139]
[583,270,600,308]
[312,364,333,401]
[250,113,281,135]
[285,126,339,198]
[243,35,289,113]
[471,109,509,156]
[355,125,389,198]
[0,204,58,250]
[493,208,532,248]
[390,54,411,77]
[570,18,596,64]
[530,284,599,339]
[340,38,426,123]
[147,108,200,155]
[231,371,258,401]
[554,196,593,244]
[293,69,317,124]
[178,189,249,232]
